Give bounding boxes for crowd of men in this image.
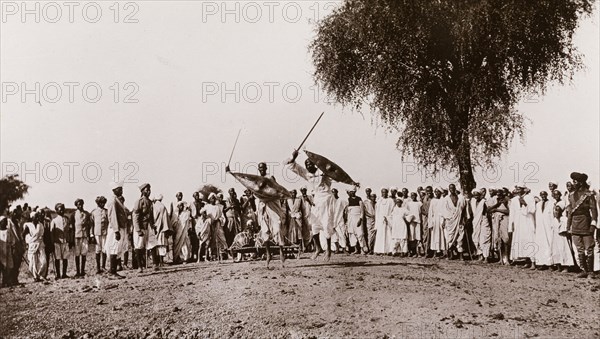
[0,165,598,286]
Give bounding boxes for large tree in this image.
[0,175,29,213]
[310,0,594,192]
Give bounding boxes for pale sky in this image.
[1,1,598,210]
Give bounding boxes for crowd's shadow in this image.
[295,260,438,269]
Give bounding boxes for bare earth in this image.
[1,254,599,339]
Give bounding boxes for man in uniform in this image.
[567,172,598,278]
[132,183,155,273]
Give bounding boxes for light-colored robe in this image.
[172,209,192,261]
[406,200,422,241]
[373,197,394,254]
[286,197,303,244]
[552,201,574,266]
[287,161,335,238]
[24,221,47,280]
[390,206,411,253]
[204,203,227,251]
[509,194,536,260]
[470,198,491,258]
[534,199,554,265]
[153,201,171,255]
[442,194,466,252]
[363,199,376,251]
[428,198,446,251]
[331,197,348,249]
[104,195,128,256]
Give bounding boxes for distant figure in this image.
[428,188,447,257]
[442,184,467,260]
[509,183,536,269]
[374,188,394,255]
[90,196,108,274]
[50,203,71,279]
[132,183,155,273]
[71,198,91,277]
[22,211,47,281]
[390,198,411,256]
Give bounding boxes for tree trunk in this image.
[456,133,477,194]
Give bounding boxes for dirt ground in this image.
[1,253,599,339]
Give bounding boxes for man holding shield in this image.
[286,150,358,262]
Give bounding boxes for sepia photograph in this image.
[1,1,599,338]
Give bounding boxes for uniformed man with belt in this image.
[567,172,598,278]
[132,183,155,273]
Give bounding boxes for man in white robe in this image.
[534,191,554,268]
[152,194,172,268]
[172,202,192,264]
[331,188,349,253]
[286,151,341,262]
[346,188,367,254]
[363,193,376,254]
[22,212,47,281]
[374,188,394,255]
[442,184,467,260]
[428,188,446,255]
[551,191,574,271]
[286,189,304,247]
[406,192,423,256]
[509,184,537,269]
[390,199,412,255]
[470,189,492,262]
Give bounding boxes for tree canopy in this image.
[310,0,594,191]
[0,175,30,213]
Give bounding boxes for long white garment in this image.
[104,195,128,256]
[442,195,466,252]
[373,197,394,254]
[347,202,366,248]
[172,209,192,261]
[428,198,446,251]
[406,200,422,241]
[331,197,349,249]
[470,198,491,258]
[534,199,554,265]
[24,222,47,280]
[152,201,171,255]
[509,194,536,260]
[286,161,335,239]
[552,201,574,266]
[390,206,410,253]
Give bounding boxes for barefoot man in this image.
[285,150,354,262]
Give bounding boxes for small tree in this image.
[310,0,594,192]
[0,175,29,214]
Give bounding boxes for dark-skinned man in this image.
[286,150,354,262]
[132,183,155,273]
[104,181,128,279]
